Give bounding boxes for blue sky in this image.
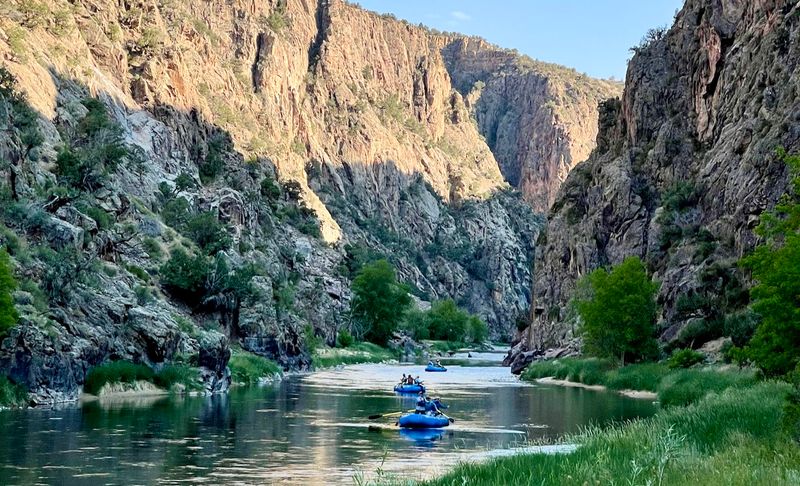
[356,0,684,80]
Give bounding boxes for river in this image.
[0,355,655,485]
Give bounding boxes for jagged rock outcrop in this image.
[439,37,622,212]
[517,0,800,360]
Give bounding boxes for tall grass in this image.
[228,352,281,384]
[313,342,395,368]
[524,358,757,407]
[424,382,799,485]
[522,357,614,385]
[84,361,205,395]
[83,361,155,395]
[0,376,27,408]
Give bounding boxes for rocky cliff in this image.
[439,37,621,212]
[512,0,800,368]
[0,0,613,402]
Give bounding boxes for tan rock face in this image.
[0,0,616,348]
[522,0,800,353]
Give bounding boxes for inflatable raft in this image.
[394,383,425,394]
[425,364,447,372]
[398,413,451,429]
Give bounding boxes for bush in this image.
[668,348,705,369]
[0,375,27,408]
[83,360,155,395]
[400,307,430,340]
[336,329,354,348]
[199,135,226,183]
[0,249,19,336]
[228,352,281,384]
[142,237,163,260]
[159,248,209,304]
[83,205,112,230]
[161,196,191,229]
[134,285,152,305]
[185,212,231,255]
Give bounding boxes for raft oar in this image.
[368,410,413,420]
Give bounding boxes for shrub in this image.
[142,237,163,260]
[134,285,152,305]
[668,348,705,369]
[159,248,209,303]
[83,205,112,230]
[0,376,27,408]
[400,307,430,340]
[185,212,231,255]
[336,329,354,348]
[304,324,322,354]
[124,264,150,283]
[228,352,281,384]
[260,176,281,200]
[199,134,226,183]
[0,249,19,336]
[161,196,191,229]
[83,361,155,395]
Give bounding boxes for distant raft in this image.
[394,383,425,394]
[425,364,447,372]
[398,413,450,429]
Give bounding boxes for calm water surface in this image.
[0,361,655,485]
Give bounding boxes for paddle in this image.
[368,410,412,420]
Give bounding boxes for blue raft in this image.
[394,383,425,394]
[425,364,447,372]
[398,413,451,429]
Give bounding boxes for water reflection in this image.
[0,364,656,485]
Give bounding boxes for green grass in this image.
[153,364,202,392]
[83,361,155,395]
[84,361,205,395]
[424,382,800,485]
[603,362,670,392]
[523,358,757,406]
[522,357,615,385]
[0,376,27,408]
[313,342,396,368]
[228,352,281,385]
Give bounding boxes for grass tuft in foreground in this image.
[424,382,800,486]
[84,360,204,395]
[228,351,281,384]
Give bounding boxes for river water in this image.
[0,357,655,485]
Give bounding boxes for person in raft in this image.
[400,374,407,384]
[415,392,427,414]
[414,375,421,384]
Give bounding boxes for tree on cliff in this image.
[740,150,800,376]
[574,256,659,365]
[0,249,19,336]
[350,259,411,345]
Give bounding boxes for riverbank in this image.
[424,379,800,485]
[534,376,658,400]
[418,359,800,485]
[313,342,398,369]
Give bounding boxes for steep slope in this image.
[0,0,614,401]
[512,0,800,368]
[439,37,622,212]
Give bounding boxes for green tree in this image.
[739,150,800,376]
[0,249,19,335]
[427,299,468,342]
[160,248,209,304]
[350,259,410,345]
[574,256,659,365]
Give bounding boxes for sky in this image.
[356,0,685,80]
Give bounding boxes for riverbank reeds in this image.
[84,360,205,395]
[0,376,27,407]
[228,351,281,384]
[424,382,800,485]
[313,342,396,368]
